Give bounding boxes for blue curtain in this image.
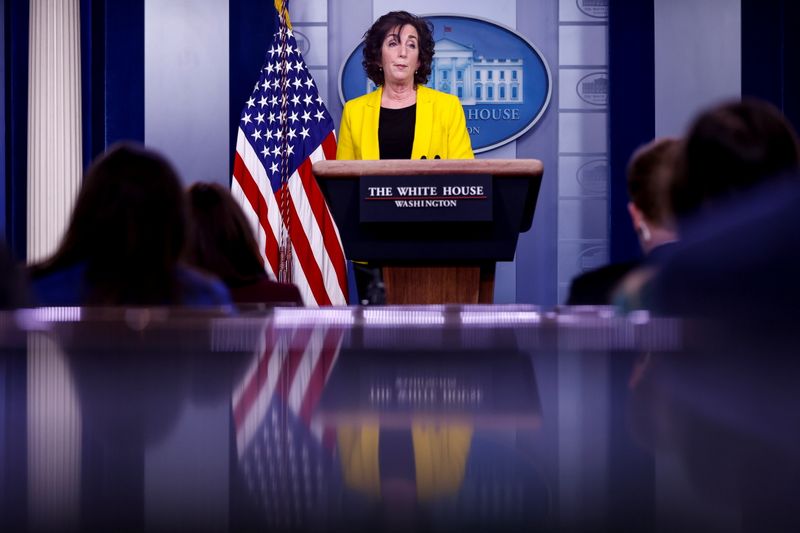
[607,1,654,264]
[229,0,277,179]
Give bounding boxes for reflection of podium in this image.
[317,347,542,429]
[313,159,543,304]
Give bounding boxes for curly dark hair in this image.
[362,11,435,87]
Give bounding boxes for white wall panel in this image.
[145,0,229,186]
[558,198,607,241]
[293,25,329,67]
[373,0,516,27]
[655,0,741,136]
[559,25,607,66]
[290,0,328,23]
[558,113,607,154]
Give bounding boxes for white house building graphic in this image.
[346,14,550,153]
[368,37,524,105]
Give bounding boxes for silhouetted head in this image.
[671,99,800,225]
[185,182,266,287]
[32,142,189,304]
[625,137,681,253]
[627,137,680,229]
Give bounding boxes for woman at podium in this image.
[337,11,474,161]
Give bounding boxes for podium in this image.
[312,159,543,304]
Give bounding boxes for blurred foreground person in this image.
[567,137,680,305]
[29,143,232,307]
[650,175,800,324]
[617,99,800,311]
[186,182,303,306]
[669,98,800,226]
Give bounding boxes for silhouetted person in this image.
[567,137,680,305]
[186,182,303,306]
[29,143,232,307]
[645,99,800,318]
[670,98,800,228]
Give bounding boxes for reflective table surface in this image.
[1,306,797,532]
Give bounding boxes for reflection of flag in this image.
[231,0,348,306]
[444,25,453,32]
[232,321,344,527]
[233,321,344,457]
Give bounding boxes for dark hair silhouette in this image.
[30,142,189,305]
[185,182,266,287]
[671,99,800,221]
[185,183,303,306]
[362,11,435,87]
[627,137,680,226]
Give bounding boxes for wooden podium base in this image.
[382,264,496,304]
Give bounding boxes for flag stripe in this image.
[298,146,348,298]
[289,161,346,304]
[233,325,345,456]
[233,327,279,429]
[231,179,277,279]
[235,344,285,455]
[321,131,337,161]
[282,193,332,306]
[274,326,314,399]
[287,329,323,414]
[298,327,343,422]
[233,149,281,276]
[236,130,288,271]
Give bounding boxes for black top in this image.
[565,242,678,305]
[378,104,416,159]
[565,260,639,305]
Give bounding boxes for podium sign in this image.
[313,159,543,303]
[360,174,492,223]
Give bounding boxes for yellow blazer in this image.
[336,85,474,160]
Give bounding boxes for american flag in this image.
[231,1,348,306]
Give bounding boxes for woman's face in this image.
[380,24,420,87]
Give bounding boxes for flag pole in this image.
[277,0,293,283]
